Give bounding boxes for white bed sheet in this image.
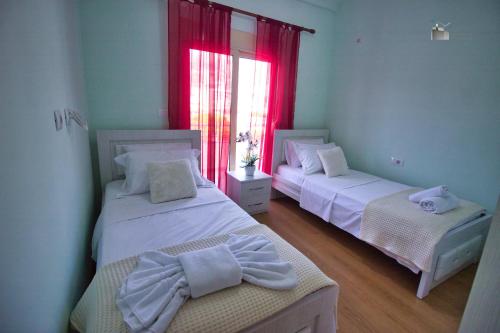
[277,167,419,271]
[276,165,306,187]
[324,175,411,236]
[93,180,257,268]
[277,167,411,237]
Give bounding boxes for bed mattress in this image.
[92,180,257,268]
[303,171,411,235]
[275,167,420,271]
[276,166,411,236]
[275,166,484,273]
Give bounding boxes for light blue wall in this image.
[80,0,166,132]
[328,0,500,212]
[0,0,94,332]
[79,0,168,189]
[79,0,336,187]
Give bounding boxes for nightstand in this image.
[227,170,272,215]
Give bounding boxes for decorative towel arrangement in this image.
[70,224,336,333]
[420,193,460,214]
[408,185,459,214]
[116,234,298,333]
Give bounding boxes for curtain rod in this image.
[184,0,316,34]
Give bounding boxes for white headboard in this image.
[96,130,201,190]
[272,129,330,175]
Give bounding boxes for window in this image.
[234,57,270,169]
[228,30,271,171]
[188,31,271,175]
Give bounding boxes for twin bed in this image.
[271,129,492,299]
[71,130,338,333]
[71,128,491,333]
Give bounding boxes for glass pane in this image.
[235,57,270,168]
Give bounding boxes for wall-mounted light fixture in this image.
[64,109,88,131]
[54,110,64,131]
[432,22,450,40]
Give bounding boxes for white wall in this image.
[0,0,94,331]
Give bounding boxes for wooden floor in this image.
[254,197,476,333]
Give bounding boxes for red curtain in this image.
[168,0,232,191]
[255,19,300,174]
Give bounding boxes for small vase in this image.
[244,165,256,177]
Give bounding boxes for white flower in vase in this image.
[236,131,259,176]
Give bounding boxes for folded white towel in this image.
[116,234,298,333]
[419,193,459,214]
[409,185,449,203]
[178,244,242,298]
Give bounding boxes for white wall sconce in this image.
[432,22,450,40]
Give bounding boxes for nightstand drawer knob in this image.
[249,186,265,191]
[248,202,263,207]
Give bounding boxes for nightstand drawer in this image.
[241,180,271,199]
[227,170,272,215]
[241,198,269,214]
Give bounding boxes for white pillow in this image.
[284,138,324,167]
[115,142,192,156]
[294,142,337,174]
[148,160,198,203]
[114,149,204,196]
[317,147,349,177]
[114,143,193,176]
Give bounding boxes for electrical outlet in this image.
[391,157,404,167]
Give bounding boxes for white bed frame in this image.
[271,129,492,299]
[95,130,338,333]
[96,129,202,189]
